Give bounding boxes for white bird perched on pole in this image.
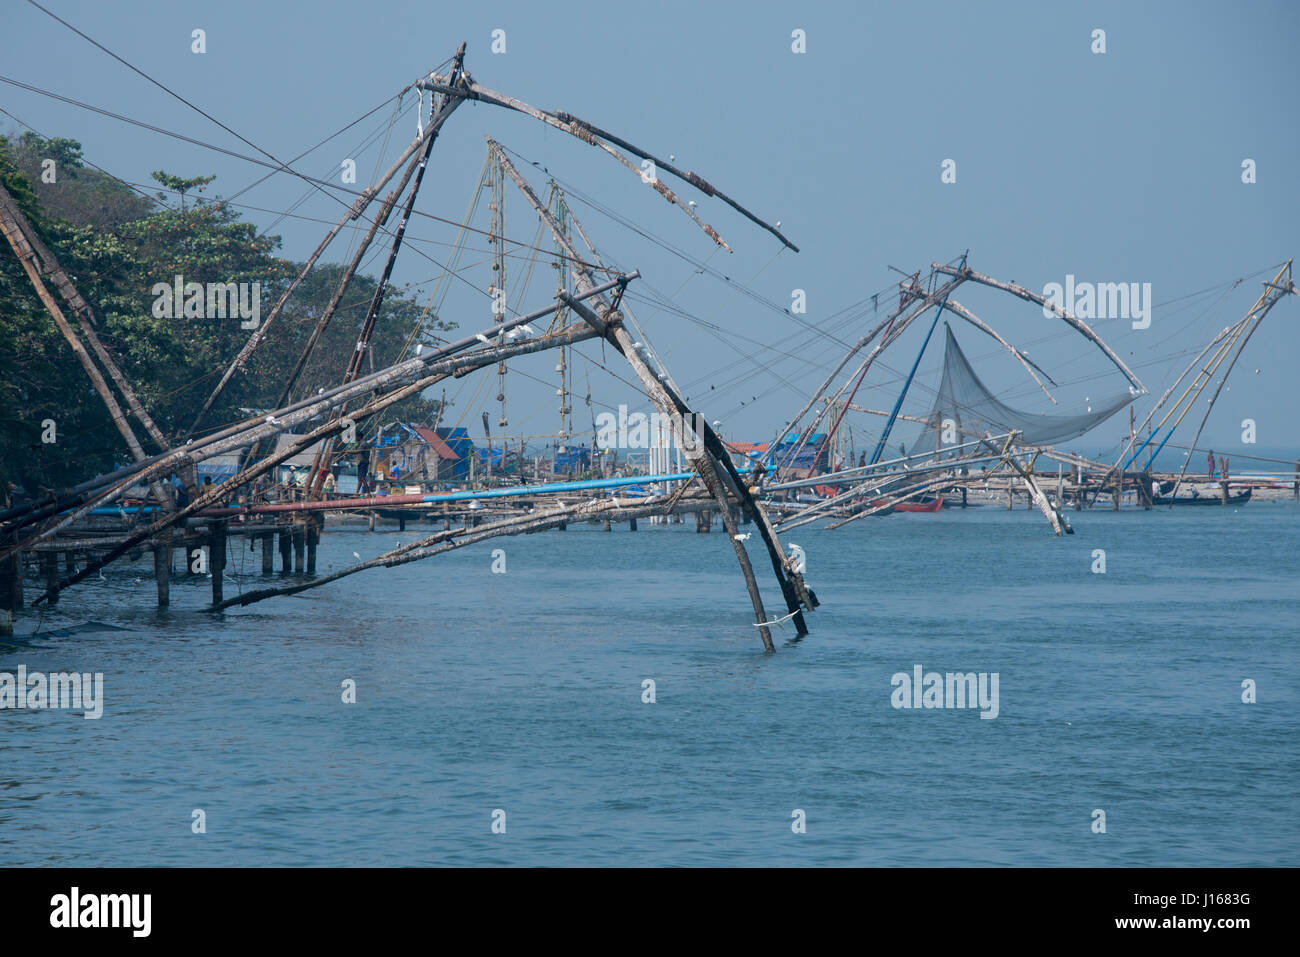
[688,200,697,208]
[475,333,492,345]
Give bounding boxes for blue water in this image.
[2,500,1297,866]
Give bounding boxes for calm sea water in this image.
[3,499,1297,866]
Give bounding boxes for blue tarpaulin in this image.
[476,446,505,467]
[553,445,590,473]
[437,427,474,478]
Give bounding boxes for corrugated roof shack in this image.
[372,423,462,482]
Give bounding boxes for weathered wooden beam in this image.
[932,262,1146,393]
[419,78,788,251]
[772,272,968,478]
[192,74,468,435]
[4,187,170,452]
[0,185,149,462]
[942,297,1057,402]
[491,140,775,648]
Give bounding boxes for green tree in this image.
[2,134,457,494]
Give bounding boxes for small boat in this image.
[1153,488,1252,506]
[871,496,943,513]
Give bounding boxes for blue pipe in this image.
[413,466,751,503]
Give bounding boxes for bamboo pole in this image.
[214,491,714,611]
[1168,262,1294,498]
[0,187,149,462]
[2,185,169,451]
[417,77,794,251]
[931,262,1146,392]
[560,192,812,630]
[771,271,968,479]
[491,139,776,648]
[2,277,628,562]
[30,322,602,603]
[942,297,1057,402]
[190,49,468,434]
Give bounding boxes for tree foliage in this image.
[0,132,455,495]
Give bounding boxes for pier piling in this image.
[306,522,318,575]
[154,538,170,607]
[210,522,227,606]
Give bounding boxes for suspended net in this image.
[907,325,1135,459]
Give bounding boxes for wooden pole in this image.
[306,521,318,574]
[3,186,169,452]
[41,553,59,606]
[210,523,226,607]
[191,47,470,433]
[261,533,274,575]
[563,197,813,632]
[492,141,777,648]
[932,262,1146,392]
[0,187,150,462]
[1,535,21,613]
[154,536,170,607]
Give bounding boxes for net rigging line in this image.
[0,77,619,283]
[23,0,454,234]
[494,142,854,350]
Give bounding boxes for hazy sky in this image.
[3,0,1296,462]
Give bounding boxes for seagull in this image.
[475,333,492,345]
[687,200,697,208]
[775,221,782,228]
[734,532,751,541]
[352,551,361,560]
[669,155,675,162]
[266,415,278,425]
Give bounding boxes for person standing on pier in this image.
[1207,449,1216,479]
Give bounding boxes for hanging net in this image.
[908,325,1136,458]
